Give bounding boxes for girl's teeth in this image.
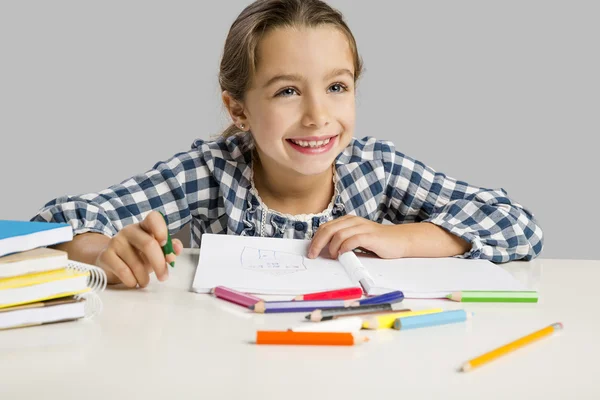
[291,138,331,147]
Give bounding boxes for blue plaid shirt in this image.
[32,134,543,263]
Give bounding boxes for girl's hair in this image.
[218,0,363,146]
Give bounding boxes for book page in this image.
[191,234,359,295]
[358,256,530,298]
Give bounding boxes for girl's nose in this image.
[301,96,331,128]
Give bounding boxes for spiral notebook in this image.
[1,296,85,330]
[0,260,106,310]
[191,234,530,298]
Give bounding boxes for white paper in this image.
[191,234,359,295]
[358,256,530,298]
[192,234,531,298]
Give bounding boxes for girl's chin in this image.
[289,161,336,177]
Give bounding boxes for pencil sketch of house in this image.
[240,247,307,276]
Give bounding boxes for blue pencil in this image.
[359,290,404,306]
[250,290,404,313]
[392,309,472,330]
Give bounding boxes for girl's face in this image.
[243,26,356,177]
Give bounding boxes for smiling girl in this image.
[32,0,543,288]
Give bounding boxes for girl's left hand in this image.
[307,215,410,260]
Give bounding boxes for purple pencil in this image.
[250,299,361,314]
[211,286,262,308]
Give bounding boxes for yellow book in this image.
[0,268,91,309]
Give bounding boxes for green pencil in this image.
[159,212,175,268]
[446,291,538,303]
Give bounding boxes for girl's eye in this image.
[275,87,298,97]
[329,83,348,93]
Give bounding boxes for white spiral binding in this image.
[66,260,107,318]
[66,260,107,293]
[79,292,103,318]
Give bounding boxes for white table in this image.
[1,250,598,400]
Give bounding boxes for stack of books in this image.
[0,220,106,330]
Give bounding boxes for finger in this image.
[97,247,137,288]
[309,216,361,258]
[126,224,169,281]
[328,225,371,259]
[114,236,152,287]
[338,233,376,257]
[172,239,184,256]
[139,211,169,246]
[139,250,169,280]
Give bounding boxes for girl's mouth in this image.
[286,135,338,155]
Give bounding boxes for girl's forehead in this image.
[254,26,354,78]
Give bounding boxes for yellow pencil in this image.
[461,322,563,372]
[361,308,443,329]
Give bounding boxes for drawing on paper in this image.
[240,247,307,276]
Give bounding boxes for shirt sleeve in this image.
[382,142,544,263]
[30,145,220,237]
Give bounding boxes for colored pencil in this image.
[293,287,363,301]
[393,310,473,330]
[446,291,538,303]
[211,286,261,308]
[256,331,369,346]
[307,303,410,322]
[359,290,404,305]
[250,299,359,313]
[461,322,563,372]
[290,317,363,333]
[362,308,444,329]
[251,290,404,313]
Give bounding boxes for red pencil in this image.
[293,287,363,301]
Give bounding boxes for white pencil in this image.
[289,317,363,333]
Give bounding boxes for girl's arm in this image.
[31,142,219,263]
[381,141,543,263]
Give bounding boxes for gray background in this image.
[0,1,597,260]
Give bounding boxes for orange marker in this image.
[256,331,369,346]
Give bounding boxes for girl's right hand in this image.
[95,211,183,288]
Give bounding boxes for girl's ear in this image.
[222,90,248,125]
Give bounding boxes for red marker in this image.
[293,287,363,301]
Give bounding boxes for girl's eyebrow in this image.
[262,68,354,89]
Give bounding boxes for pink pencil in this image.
[211,286,261,308]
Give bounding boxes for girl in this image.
[32,0,543,288]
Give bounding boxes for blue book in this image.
[0,220,73,258]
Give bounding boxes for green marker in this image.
[159,211,175,268]
[446,291,538,303]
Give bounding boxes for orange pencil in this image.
[461,322,563,372]
[256,331,369,346]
